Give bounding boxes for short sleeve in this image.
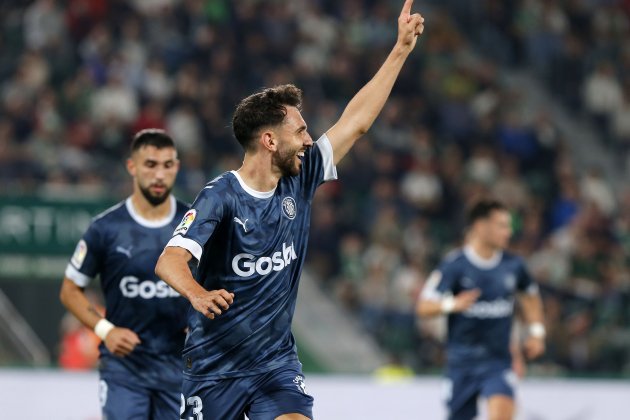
[165,183,223,261]
[299,134,338,198]
[64,223,104,287]
[421,262,458,301]
[517,259,539,295]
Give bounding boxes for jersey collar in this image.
[463,245,502,270]
[231,170,275,199]
[125,195,177,228]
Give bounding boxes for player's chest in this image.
[104,228,173,268]
[229,194,304,239]
[458,268,517,299]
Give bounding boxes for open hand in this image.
[397,0,425,52]
[190,289,234,320]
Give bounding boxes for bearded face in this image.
[128,145,179,207]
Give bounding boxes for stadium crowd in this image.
[2,0,629,375]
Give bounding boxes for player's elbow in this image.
[154,253,167,279]
[59,279,78,308]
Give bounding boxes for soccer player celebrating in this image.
[59,129,190,419]
[417,200,545,420]
[154,1,425,418]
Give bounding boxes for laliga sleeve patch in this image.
[174,209,197,236]
[71,239,88,269]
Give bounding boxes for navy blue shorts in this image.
[99,376,180,420]
[181,364,314,420]
[444,362,517,420]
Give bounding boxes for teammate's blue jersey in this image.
[65,196,190,390]
[422,246,539,367]
[166,134,337,380]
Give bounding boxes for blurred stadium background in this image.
[1,0,630,418]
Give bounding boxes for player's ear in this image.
[260,130,277,152]
[126,157,136,176]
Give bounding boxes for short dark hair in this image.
[130,129,175,154]
[466,199,508,226]
[232,84,303,151]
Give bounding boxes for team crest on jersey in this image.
[71,239,88,269]
[504,274,516,291]
[174,209,196,236]
[282,197,296,220]
[293,375,308,394]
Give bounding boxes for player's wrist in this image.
[528,322,546,339]
[94,318,115,340]
[440,296,455,314]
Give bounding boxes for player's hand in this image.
[512,353,526,379]
[453,289,481,312]
[103,327,141,357]
[190,289,234,320]
[397,0,425,53]
[524,336,545,360]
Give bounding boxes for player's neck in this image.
[237,157,279,192]
[466,239,499,260]
[130,193,172,221]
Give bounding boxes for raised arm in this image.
[155,246,234,319]
[326,0,425,164]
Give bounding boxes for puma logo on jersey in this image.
[115,245,133,258]
[233,217,248,233]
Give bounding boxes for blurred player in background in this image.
[417,199,545,420]
[59,129,190,420]
[155,1,425,418]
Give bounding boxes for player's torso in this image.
[447,253,520,364]
[93,199,189,388]
[456,259,519,318]
[185,173,311,378]
[200,174,309,298]
[96,200,189,347]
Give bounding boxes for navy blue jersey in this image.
[422,246,539,367]
[65,196,190,389]
[166,134,337,380]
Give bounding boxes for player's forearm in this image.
[342,44,409,133]
[59,278,103,330]
[519,294,544,324]
[155,250,206,302]
[519,294,546,339]
[416,299,446,318]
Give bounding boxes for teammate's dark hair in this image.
[466,199,508,226]
[232,84,303,151]
[130,129,175,154]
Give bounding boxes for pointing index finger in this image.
[401,0,414,16]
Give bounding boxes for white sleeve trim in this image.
[65,264,93,287]
[166,235,203,261]
[316,134,338,182]
[420,270,445,301]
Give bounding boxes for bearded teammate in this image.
[417,200,545,420]
[154,2,425,418]
[59,129,190,419]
